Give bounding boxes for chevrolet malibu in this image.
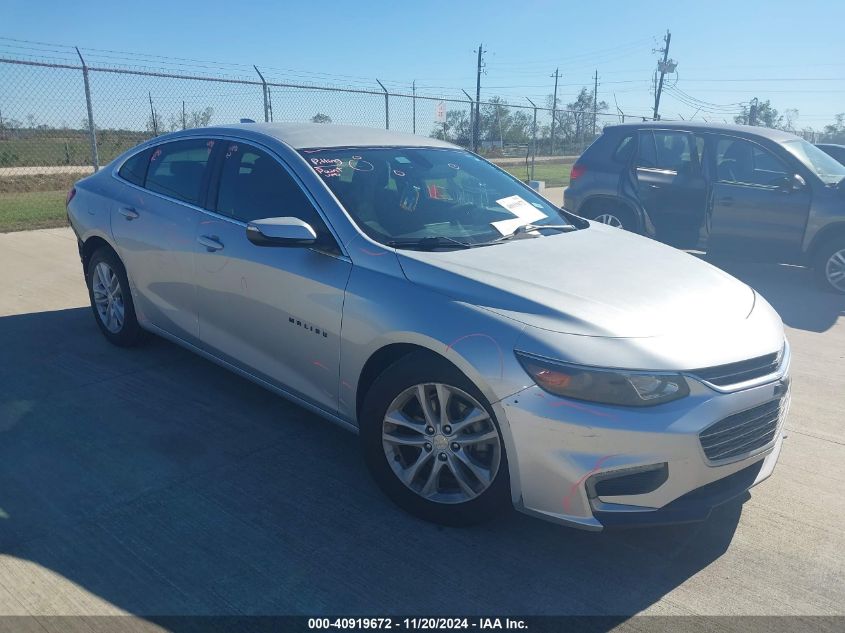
[66,123,791,530]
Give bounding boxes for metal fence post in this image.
[412,80,416,135]
[75,47,99,172]
[461,90,474,150]
[526,98,537,181]
[254,66,270,122]
[376,79,388,129]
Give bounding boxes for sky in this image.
[2,0,844,131]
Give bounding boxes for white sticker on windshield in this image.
[491,195,547,235]
[496,195,547,222]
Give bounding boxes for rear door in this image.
[708,135,811,260]
[194,140,351,412]
[636,129,708,246]
[111,138,216,343]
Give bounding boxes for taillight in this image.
[569,164,586,182]
[66,187,77,207]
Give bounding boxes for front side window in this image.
[300,147,567,247]
[215,142,330,236]
[145,139,213,205]
[716,137,789,187]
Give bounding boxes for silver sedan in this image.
[67,123,791,529]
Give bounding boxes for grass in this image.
[498,158,575,187]
[0,190,67,232]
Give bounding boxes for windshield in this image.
[300,147,568,247]
[782,139,845,186]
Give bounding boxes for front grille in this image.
[699,398,783,462]
[692,350,782,387]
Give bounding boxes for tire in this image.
[813,237,845,294]
[360,351,510,526]
[584,203,637,232]
[85,247,144,346]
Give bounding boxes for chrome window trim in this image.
[110,134,350,259]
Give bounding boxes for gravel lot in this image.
[0,227,843,623]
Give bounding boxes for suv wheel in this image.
[585,204,636,232]
[360,351,510,526]
[814,238,845,294]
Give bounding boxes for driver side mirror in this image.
[777,173,806,193]
[246,217,317,247]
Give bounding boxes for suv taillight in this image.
[66,187,76,207]
[570,164,586,182]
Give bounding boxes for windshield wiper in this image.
[386,236,473,250]
[483,223,576,245]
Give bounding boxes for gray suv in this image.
[564,122,845,293]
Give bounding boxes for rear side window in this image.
[653,131,693,172]
[145,139,214,205]
[215,142,329,235]
[118,149,150,186]
[636,131,658,168]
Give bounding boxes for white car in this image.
[67,123,791,530]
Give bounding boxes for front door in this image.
[194,140,351,412]
[635,129,708,247]
[111,138,216,343]
[708,135,811,260]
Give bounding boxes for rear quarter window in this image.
[117,148,150,186]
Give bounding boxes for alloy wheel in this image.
[825,248,845,292]
[382,383,501,504]
[594,213,623,228]
[92,261,125,333]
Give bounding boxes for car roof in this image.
[605,120,802,143]
[816,143,845,149]
[164,122,459,150]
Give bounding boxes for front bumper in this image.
[497,363,791,531]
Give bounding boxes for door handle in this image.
[197,235,224,252]
[118,207,139,220]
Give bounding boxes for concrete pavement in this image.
[0,227,843,621]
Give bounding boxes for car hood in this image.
[396,224,755,338]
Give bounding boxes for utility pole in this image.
[592,69,598,136]
[473,43,485,153]
[748,97,759,126]
[549,68,560,155]
[652,30,673,121]
[412,80,416,134]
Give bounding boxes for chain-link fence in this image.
[0,55,631,230]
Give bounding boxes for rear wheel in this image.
[360,352,510,526]
[86,247,144,346]
[584,203,637,232]
[813,237,845,294]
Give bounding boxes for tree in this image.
[734,99,783,128]
[429,108,472,145]
[311,113,332,124]
[547,87,607,153]
[822,113,845,143]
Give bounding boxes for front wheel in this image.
[360,352,510,526]
[813,238,845,294]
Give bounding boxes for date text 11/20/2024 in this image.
[307,617,528,630]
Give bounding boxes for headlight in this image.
[515,351,690,407]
